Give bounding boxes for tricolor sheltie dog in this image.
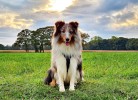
[44,21,83,92]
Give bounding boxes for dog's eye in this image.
[61,30,65,33]
[69,30,74,34]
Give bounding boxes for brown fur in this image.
[69,21,79,30]
[50,79,56,87]
[54,21,65,37]
[54,21,78,46]
[58,35,64,44]
[70,35,75,45]
[44,66,57,85]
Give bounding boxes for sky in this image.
[0,0,138,45]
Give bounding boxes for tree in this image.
[12,42,20,50]
[111,36,118,40]
[31,31,40,52]
[36,26,54,52]
[98,39,111,50]
[92,36,103,41]
[109,36,118,50]
[126,38,138,50]
[117,37,128,50]
[15,29,32,52]
[80,32,90,49]
[88,36,103,50]
[81,32,90,45]
[109,37,128,50]
[0,44,5,50]
[43,26,54,50]
[4,45,12,50]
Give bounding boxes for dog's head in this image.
[54,21,79,46]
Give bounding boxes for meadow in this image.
[0,52,138,100]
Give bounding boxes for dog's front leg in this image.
[69,57,77,91]
[56,56,66,92]
[57,72,65,92]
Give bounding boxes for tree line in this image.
[0,26,89,52]
[0,26,138,51]
[83,36,138,50]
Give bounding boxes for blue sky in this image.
[0,0,138,45]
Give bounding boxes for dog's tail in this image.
[44,69,54,85]
[77,61,83,80]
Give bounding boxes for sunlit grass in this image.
[0,52,138,99]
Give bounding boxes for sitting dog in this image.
[44,21,83,92]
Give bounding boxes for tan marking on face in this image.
[61,33,66,42]
[57,35,64,44]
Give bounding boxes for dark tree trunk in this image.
[42,44,44,53]
[34,43,39,52]
[40,43,44,53]
[25,43,29,52]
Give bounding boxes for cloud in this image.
[60,0,138,39]
[0,12,33,29]
[33,0,76,12]
[110,5,138,29]
[0,0,138,45]
[0,0,46,12]
[96,0,138,13]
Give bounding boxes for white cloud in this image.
[33,0,76,13]
[0,12,33,29]
[110,5,138,29]
[0,0,138,45]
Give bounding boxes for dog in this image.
[44,21,83,92]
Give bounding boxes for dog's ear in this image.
[69,21,79,29]
[55,21,65,28]
[54,21,65,37]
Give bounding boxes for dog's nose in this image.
[66,38,69,42]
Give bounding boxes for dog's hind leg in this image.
[44,67,56,87]
[50,79,56,87]
[77,61,83,81]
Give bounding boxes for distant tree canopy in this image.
[12,26,90,52]
[0,44,5,50]
[81,32,90,47]
[14,29,32,52]
[13,26,54,52]
[84,36,138,50]
[1,26,138,51]
[31,26,54,52]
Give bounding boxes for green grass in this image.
[0,52,138,100]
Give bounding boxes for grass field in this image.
[0,52,138,100]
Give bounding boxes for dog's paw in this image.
[82,78,85,82]
[50,79,56,87]
[59,87,65,92]
[69,87,75,91]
